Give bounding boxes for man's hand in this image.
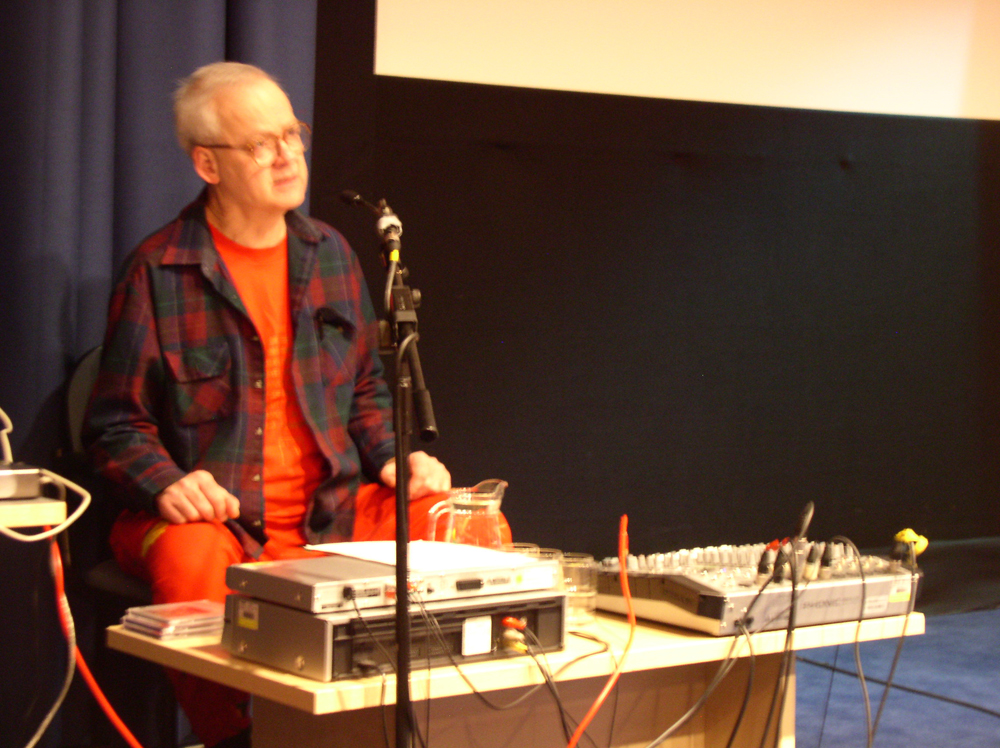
[156,469,241,524]
[380,451,452,499]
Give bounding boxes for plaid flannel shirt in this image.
[84,194,396,555]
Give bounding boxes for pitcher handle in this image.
[426,499,450,541]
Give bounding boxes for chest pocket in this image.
[163,341,234,425]
[315,307,358,386]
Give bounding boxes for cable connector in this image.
[501,616,527,631]
[802,541,823,582]
[756,542,778,585]
[500,627,527,653]
[889,528,928,571]
[893,528,928,556]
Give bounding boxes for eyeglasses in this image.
[198,121,311,167]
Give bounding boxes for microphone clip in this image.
[340,190,402,263]
[376,208,402,260]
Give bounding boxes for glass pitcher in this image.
[426,479,507,549]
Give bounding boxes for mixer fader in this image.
[597,541,920,635]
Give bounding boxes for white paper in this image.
[462,615,493,656]
[306,540,537,571]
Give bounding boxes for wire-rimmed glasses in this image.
[199,121,311,167]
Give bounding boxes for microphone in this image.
[792,501,815,541]
[340,190,402,254]
[339,189,380,216]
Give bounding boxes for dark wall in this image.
[314,3,1000,558]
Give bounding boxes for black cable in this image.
[814,640,840,747]
[754,538,922,748]
[738,544,826,748]
[524,625,610,748]
[351,597,429,748]
[413,597,611,713]
[738,568,825,747]
[723,621,756,748]
[796,655,1000,719]
[521,626,577,744]
[799,539,918,748]
[749,573,819,634]
[742,556,776,631]
[410,597,516,711]
[548,629,622,747]
[739,542,790,748]
[644,627,748,747]
[870,544,919,740]
[759,544,798,748]
[416,595,431,748]
[354,664,391,748]
[642,544,783,748]
[758,632,791,747]
[410,596,610,748]
[831,535,873,748]
[775,545,801,748]
[351,597,398,673]
[349,604,397,748]
[750,539,882,748]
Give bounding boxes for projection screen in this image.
[374,0,1000,120]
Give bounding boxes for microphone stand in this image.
[349,193,438,748]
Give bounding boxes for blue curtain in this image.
[0,3,316,746]
[0,0,317,464]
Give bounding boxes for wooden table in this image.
[108,610,923,747]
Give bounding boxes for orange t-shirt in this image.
[211,225,326,549]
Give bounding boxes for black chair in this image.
[66,345,155,605]
[63,345,183,748]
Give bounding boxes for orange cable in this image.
[49,540,146,748]
[566,515,637,748]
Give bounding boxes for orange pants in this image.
[110,484,511,746]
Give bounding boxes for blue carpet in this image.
[795,608,1000,747]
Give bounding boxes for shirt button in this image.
[255,427,263,436]
[252,474,261,482]
[252,520,262,527]
[254,379,263,389]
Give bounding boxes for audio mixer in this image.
[597,541,920,636]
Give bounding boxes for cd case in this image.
[122,599,224,639]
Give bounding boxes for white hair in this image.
[173,62,280,154]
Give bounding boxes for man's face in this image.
[209,78,309,217]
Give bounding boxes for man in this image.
[85,62,505,748]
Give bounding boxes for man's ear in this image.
[192,146,221,185]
